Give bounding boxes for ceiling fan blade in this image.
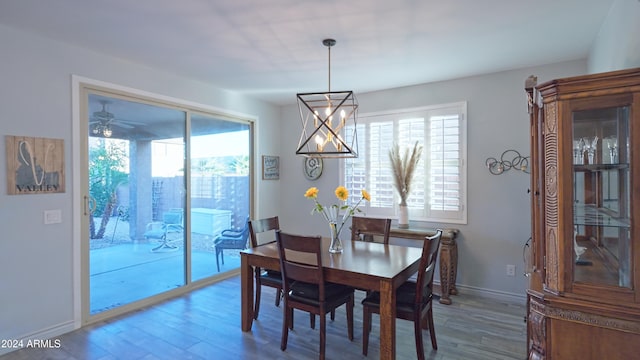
[114,119,145,126]
[111,122,135,129]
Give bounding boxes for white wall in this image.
[589,0,640,73]
[0,23,280,352]
[279,60,587,300]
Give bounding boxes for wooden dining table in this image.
[240,237,424,360]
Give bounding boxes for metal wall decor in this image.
[486,149,530,175]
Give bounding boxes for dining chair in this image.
[350,216,393,299]
[361,229,443,360]
[276,230,355,360]
[248,216,282,320]
[350,216,392,244]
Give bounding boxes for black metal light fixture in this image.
[296,39,358,158]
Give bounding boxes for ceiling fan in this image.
[89,100,143,137]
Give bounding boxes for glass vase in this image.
[328,222,343,253]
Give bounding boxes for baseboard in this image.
[434,281,526,305]
[0,320,77,356]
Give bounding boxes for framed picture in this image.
[6,135,65,195]
[262,155,280,180]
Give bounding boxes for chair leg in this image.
[289,308,294,330]
[275,287,281,307]
[362,306,370,356]
[414,312,425,360]
[319,313,326,360]
[310,313,315,329]
[281,302,289,351]
[215,248,221,272]
[330,309,335,321]
[427,307,438,350]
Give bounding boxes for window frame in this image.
[340,101,467,225]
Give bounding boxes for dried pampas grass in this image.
[388,141,423,205]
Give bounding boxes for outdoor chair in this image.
[214,216,250,272]
[143,208,184,251]
[361,229,443,359]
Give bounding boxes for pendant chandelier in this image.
[296,39,358,158]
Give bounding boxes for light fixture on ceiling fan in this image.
[296,39,359,158]
[89,100,142,138]
[91,123,113,138]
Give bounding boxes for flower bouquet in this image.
[304,186,370,253]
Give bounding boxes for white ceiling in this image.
[0,0,615,105]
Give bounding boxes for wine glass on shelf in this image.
[573,138,585,165]
[606,136,618,164]
[583,136,598,164]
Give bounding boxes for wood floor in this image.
[1,276,527,359]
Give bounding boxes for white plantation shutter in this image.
[342,102,467,224]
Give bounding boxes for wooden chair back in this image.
[248,216,280,248]
[275,231,325,296]
[414,229,443,305]
[350,216,392,244]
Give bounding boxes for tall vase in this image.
[328,222,343,253]
[398,204,409,229]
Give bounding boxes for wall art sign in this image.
[5,135,65,195]
[262,155,279,180]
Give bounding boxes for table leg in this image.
[438,236,458,305]
[241,254,254,331]
[378,280,396,360]
[450,240,458,295]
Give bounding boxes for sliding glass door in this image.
[191,113,250,280]
[87,93,187,315]
[82,88,251,319]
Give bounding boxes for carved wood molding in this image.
[528,297,547,360]
[545,228,558,291]
[543,102,559,293]
[534,300,640,334]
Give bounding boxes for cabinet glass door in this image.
[572,106,630,288]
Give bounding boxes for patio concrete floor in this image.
[88,215,250,314]
[90,241,242,314]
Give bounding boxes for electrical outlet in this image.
[44,209,62,224]
[506,264,516,277]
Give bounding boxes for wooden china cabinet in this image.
[525,68,640,359]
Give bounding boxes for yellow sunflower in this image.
[304,187,319,199]
[335,186,349,201]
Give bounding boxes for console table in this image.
[389,227,459,304]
